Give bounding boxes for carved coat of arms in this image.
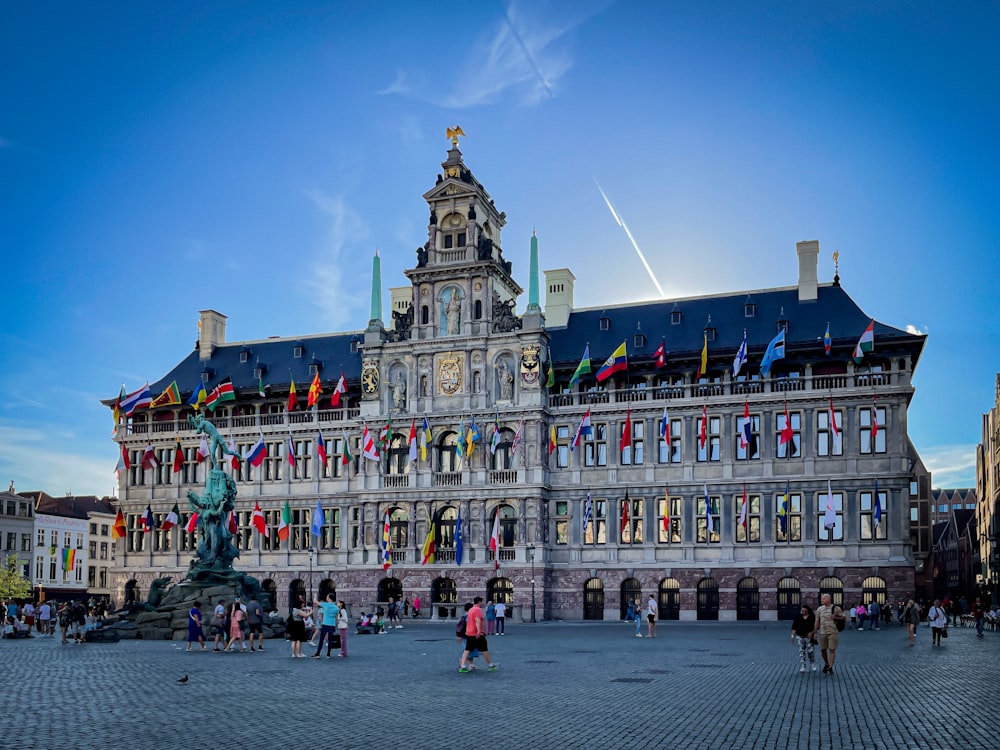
[361,358,380,399]
[438,353,463,395]
[520,344,540,389]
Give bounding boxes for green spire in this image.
[527,229,540,311]
[369,250,383,326]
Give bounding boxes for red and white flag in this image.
[829,396,840,439]
[489,512,501,570]
[361,424,379,461]
[196,436,210,463]
[654,340,666,368]
[185,512,199,533]
[140,444,159,470]
[330,371,347,408]
[251,502,269,537]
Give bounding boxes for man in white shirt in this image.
[647,595,658,638]
[494,601,506,635]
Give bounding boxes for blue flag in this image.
[311,499,325,537]
[873,479,882,528]
[582,492,593,535]
[777,481,789,536]
[759,328,786,378]
[455,508,464,566]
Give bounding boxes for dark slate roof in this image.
[548,282,924,368]
[21,492,116,519]
[932,489,977,505]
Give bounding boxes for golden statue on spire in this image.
[446,125,465,147]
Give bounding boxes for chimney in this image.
[198,310,227,360]
[796,240,819,302]
[543,268,575,328]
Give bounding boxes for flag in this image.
[287,379,299,412]
[620,488,630,535]
[739,485,748,529]
[228,511,238,534]
[421,519,436,565]
[185,512,200,534]
[408,419,418,462]
[380,512,392,570]
[277,501,292,542]
[378,418,393,450]
[733,333,748,377]
[341,432,354,467]
[112,509,127,541]
[172,441,184,473]
[696,334,708,379]
[777,483,790,537]
[823,480,837,531]
[140,444,159,470]
[853,320,875,363]
[455,507,464,565]
[582,492,592,535]
[150,381,181,408]
[547,422,556,456]
[286,435,296,467]
[489,511,500,570]
[704,486,713,535]
[116,443,130,474]
[245,434,266,467]
[361,424,379,461]
[511,418,524,458]
[699,405,707,450]
[112,384,126,425]
[467,417,480,458]
[823,322,832,356]
[740,400,752,450]
[196,435,210,463]
[62,547,76,572]
[662,486,670,533]
[829,396,840,439]
[311,500,325,537]
[545,350,555,388]
[873,478,882,528]
[569,345,592,387]
[421,417,431,462]
[120,384,152,416]
[252,502,269,537]
[330,370,347,407]
[140,505,156,532]
[659,403,670,442]
[187,380,207,410]
[871,395,880,441]
[457,417,467,457]
[596,341,627,382]
[317,431,328,466]
[654,340,666,368]
[206,377,235,411]
[258,376,266,398]
[228,435,241,471]
[570,408,592,451]
[760,328,786,378]
[489,410,502,455]
[161,503,179,532]
[307,371,322,408]
[621,409,632,450]
[779,402,794,446]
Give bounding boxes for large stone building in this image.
[0,487,34,583]
[977,374,1000,604]
[109,138,928,620]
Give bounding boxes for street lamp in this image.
[308,547,315,601]
[527,544,536,623]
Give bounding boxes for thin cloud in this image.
[0,424,115,498]
[305,189,369,331]
[905,324,928,335]
[921,444,978,488]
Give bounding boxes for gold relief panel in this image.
[361,358,380,399]
[437,352,463,395]
[520,344,540,389]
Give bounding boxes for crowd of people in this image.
[3,598,109,642]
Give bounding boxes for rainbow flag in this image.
[62,547,76,571]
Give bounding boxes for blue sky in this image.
[2,1,997,497]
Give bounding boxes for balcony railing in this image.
[384,475,410,489]
[433,472,463,487]
[489,470,517,484]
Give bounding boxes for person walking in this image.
[646,594,657,638]
[903,599,921,646]
[187,600,207,652]
[37,601,51,636]
[634,598,643,638]
[928,599,948,646]
[790,604,818,673]
[494,600,506,635]
[211,599,227,652]
[868,601,881,631]
[458,596,497,673]
[856,603,867,631]
[246,594,265,652]
[226,602,247,652]
[311,593,340,658]
[973,598,986,637]
[811,594,844,675]
[485,600,497,635]
[336,600,350,657]
[288,598,310,658]
[412,595,421,619]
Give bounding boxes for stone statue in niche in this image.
[445,293,462,335]
[496,359,514,401]
[391,373,407,411]
[391,304,414,341]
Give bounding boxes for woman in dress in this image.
[903,599,921,645]
[288,598,310,658]
[336,600,350,657]
[790,604,817,672]
[187,600,206,652]
[226,602,247,652]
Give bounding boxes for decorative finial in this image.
[446,125,466,148]
[832,250,841,285]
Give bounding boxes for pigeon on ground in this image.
[177,675,189,684]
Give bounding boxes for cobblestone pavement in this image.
[4,619,998,750]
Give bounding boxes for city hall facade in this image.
[109,139,927,620]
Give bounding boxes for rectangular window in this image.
[658,496,682,543]
[860,489,888,540]
[21,534,30,552]
[291,507,310,550]
[776,492,802,542]
[583,498,607,545]
[50,560,56,580]
[89,523,98,534]
[817,409,843,456]
[88,566,96,587]
[265,442,284,481]
[89,541,97,557]
[444,234,454,249]
[37,529,44,547]
[554,501,569,545]
[36,556,44,580]
[860,407,887,454]
[621,419,644,465]
[99,568,107,588]
[657,418,682,463]
[585,423,608,467]
[320,507,341,550]
[101,524,109,536]
[290,439,311,480]
[50,531,58,548]
[818,491,844,541]
[621,496,643,544]
[735,494,761,543]
[776,411,801,458]
[735,414,761,460]
[696,415,721,462]
[695,495,721,543]
[5,532,14,551]
[100,542,109,560]
[555,425,570,468]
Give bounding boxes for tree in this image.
[0,555,31,601]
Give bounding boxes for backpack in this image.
[456,614,467,637]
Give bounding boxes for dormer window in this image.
[350,341,360,354]
[200,369,213,383]
[599,317,611,331]
[240,348,251,363]
[776,320,789,334]
[744,303,756,318]
[253,367,264,380]
[293,344,304,358]
[671,310,682,325]
[308,363,319,376]
[633,333,646,349]
[704,327,717,342]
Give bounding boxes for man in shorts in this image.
[246,594,265,652]
[646,594,658,638]
[458,596,498,673]
[811,593,844,675]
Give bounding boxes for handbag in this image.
[941,626,948,638]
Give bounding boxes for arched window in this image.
[474,299,483,319]
[389,508,408,550]
[490,504,517,550]
[776,577,800,621]
[583,577,604,621]
[378,577,403,604]
[818,576,844,609]
[490,428,515,470]
[261,579,277,611]
[432,577,457,619]
[318,578,336,602]
[436,507,458,562]
[421,305,429,325]
[437,431,459,472]
[488,577,514,605]
[658,578,681,620]
[620,577,641,620]
[288,579,306,610]
[736,577,759,621]
[697,577,719,620]
[861,575,887,606]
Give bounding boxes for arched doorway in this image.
[583,578,604,620]
[776,577,800,621]
[261,579,277,611]
[289,579,306,610]
[124,579,140,606]
[488,577,514,605]
[432,577,457,618]
[818,576,844,609]
[318,578,336,602]
[736,577,759,621]
[378,577,403,605]
[861,575,887,606]
[620,577,641,620]
[658,578,681,620]
[697,577,719,620]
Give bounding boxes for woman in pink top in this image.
[226,603,247,652]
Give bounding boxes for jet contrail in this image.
[593,177,666,298]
